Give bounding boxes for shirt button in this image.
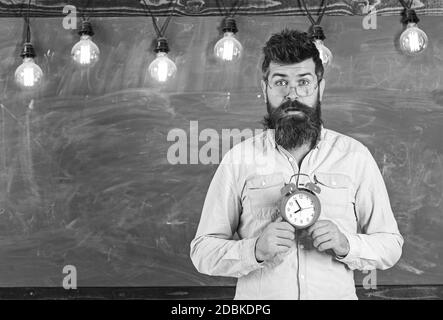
[289,158,293,162]
[300,245,304,249]
[300,274,305,280]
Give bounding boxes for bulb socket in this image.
[78,20,95,37]
[309,25,326,41]
[20,42,36,58]
[154,37,170,53]
[402,8,419,24]
[222,17,238,34]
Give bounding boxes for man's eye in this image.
[274,80,288,86]
[299,79,311,86]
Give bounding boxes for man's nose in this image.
[285,87,299,101]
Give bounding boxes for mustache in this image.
[271,99,316,116]
[263,99,322,129]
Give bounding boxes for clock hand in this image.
[295,200,302,210]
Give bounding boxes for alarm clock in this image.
[279,181,321,229]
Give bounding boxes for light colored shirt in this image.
[190,127,403,300]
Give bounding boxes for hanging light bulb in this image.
[148,38,177,83]
[71,19,100,66]
[399,9,428,56]
[214,17,243,62]
[15,42,43,89]
[310,25,333,70]
[313,39,333,69]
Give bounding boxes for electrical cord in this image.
[398,0,413,9]
[25,0,31,42]
[141,0,177,38]
[216,0,244,18]
[299,0,328,27]
[398,0,419,24]
[80,0,92,21]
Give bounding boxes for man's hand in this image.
[255,216,296,262]
[307,220,350,257]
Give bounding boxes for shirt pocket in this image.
[244,173,285,220]
[314,172,353,219]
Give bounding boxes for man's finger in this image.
[276,242,293,251]
[308,223,329,237]
[312,233,333,248]
[274,221,296,232]
[276,238,295,248]
[276,229,295,240]
[307,220,332,236]
[317,240,334,252]
[311,226,330,239]
[275,246,291,255]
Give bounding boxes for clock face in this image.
[281,190,320,229]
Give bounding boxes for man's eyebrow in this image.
[297,72,314,78]
[270,72,314,78]
[270,73,288,78]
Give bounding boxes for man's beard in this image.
[262,98,323,150]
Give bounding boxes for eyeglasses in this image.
[266,78,320,98]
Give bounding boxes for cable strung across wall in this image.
[10,0,434,90]
[0,0,441,18]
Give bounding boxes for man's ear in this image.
[260,79,267,103]
[319,78,326,102]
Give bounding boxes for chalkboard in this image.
[0,15,442,287]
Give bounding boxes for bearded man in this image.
[190,29,403,300]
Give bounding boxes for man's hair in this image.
[262,29,324,81]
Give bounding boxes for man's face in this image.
[261,58,326,150]
[261,58,324,112]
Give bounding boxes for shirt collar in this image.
[265,125,326,150]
